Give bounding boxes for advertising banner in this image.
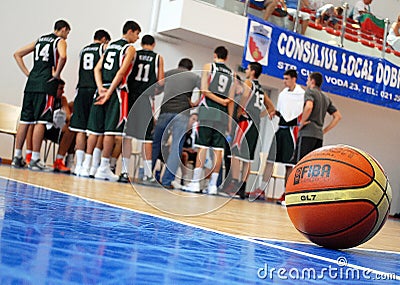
[242,15,400,111]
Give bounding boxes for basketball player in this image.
[221,62,275,197]
[293,72,341,161]
[124,34,165,184]
[287,72,342,202]
[182,46,235,194]
[253,69,304,200]
[12,20,70,171]
[89,20,141,181]
[70,29,111,177]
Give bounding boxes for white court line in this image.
[2,175,399,281]
[238,235,400,255]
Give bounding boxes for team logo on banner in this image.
[245,20,272,66]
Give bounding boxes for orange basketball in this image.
[286,145,392,249]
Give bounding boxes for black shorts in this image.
[267,127,296,164]
[291,136,323,164]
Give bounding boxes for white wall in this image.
[0,0,399,214]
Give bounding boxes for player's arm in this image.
[154,55,165,95]
[94,55,105,91]
[13,41,36,77]
[237,79,252,119]
[226,75,237,134]
[157,55,165,88]
[263,92,276,118]
[299,100,313,129]
[201,63,231,106]
[323,110,342,134]
[61,96,71,122]
[96,46,136,105]
[53,39,67,79]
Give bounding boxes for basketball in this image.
[285,145,392,249]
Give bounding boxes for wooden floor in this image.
[1,165,399,252]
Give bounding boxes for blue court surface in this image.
[0,177,399,284]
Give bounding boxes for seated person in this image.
[285,0,311,35]
[350,0,373,22]
[180,114,198,185]
[45,80,75,173]
[262,0,281,21]
[387,15,400,52]
[315,4,343,30]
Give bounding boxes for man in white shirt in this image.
[352,0,373,22]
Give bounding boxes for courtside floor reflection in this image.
[0,178,398,284]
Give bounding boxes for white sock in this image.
[193,168,202,181]
[144,160,152,177]
[25,149,32,155]
[75,150,85,166]
[56,154,64,160]
[15,149,23,158]
[83,154,92,169]
[100,157,110,168]
[209,172,219,186]
[122,157,130,174]
[92,147,102,167]
[32,152,40,161]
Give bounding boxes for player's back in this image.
[128,49,160,96]
[244,80,264,126]
[101,38,131,86]
[77,42,105,89]
[25,33,61,93]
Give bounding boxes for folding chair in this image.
[0,103,22,159]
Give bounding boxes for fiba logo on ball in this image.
[286,145,392,249]
[293,163,331,185]
[293,168,302,185]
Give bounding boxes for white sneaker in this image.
[74,165,82,176]
[207,185,218,195]
[170,180,182,190]
[94,166,119,182]
[89,166,98,178]
[182,181,201,193]
[28,159,51,172]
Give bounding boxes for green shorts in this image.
[69,87,96,133]
[231,117,259,162]
[195,120,227,150]
[20,92,54,124]
[125,92,154,142]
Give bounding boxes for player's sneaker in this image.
[53,159,71,174]
[11,156,26,168]
[140,175,157,185]
[182,181,201,193]
[28,159,51,172]
[170,180,182,190]
[25,153,32,165]
[207,185,218,195]
[73,165,81,176]
[76,166,90,177]
[94,166,119,182]
[276,193,286,206]
[249,187,265,201]
[89,166,98,178]
[118,172,130,183]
